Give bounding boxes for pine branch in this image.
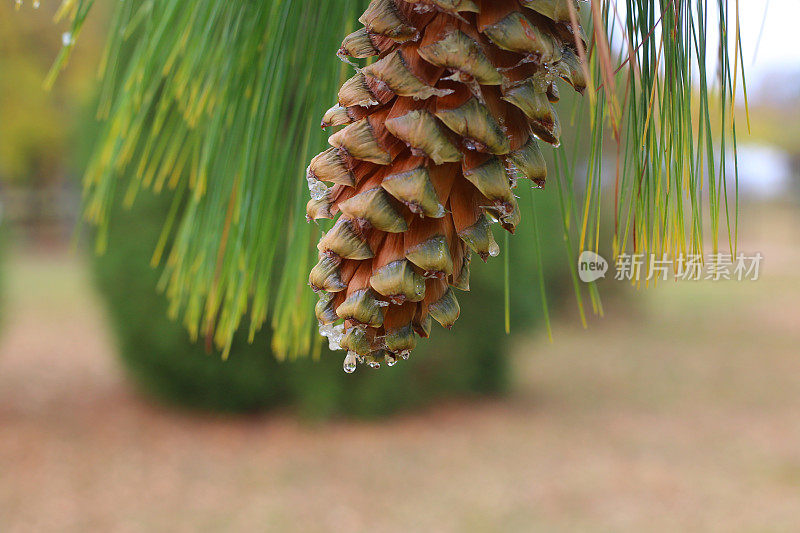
[56,0,742,358]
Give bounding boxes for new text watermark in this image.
[578,252,763,283]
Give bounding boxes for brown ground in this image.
[1,205,799,532]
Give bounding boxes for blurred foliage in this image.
[93,179,573,417]
[92,188,291,413]
[0,1,108,185]
[734,103,800,156]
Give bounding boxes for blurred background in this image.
[1,1,799,531]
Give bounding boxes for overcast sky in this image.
[727,1,800,90]
[607,1,797,101]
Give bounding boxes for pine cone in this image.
[307,0,586,372]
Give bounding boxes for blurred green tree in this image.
[93,176,573,416]
[0,1,107,185]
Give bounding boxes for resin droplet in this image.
[343,352,358,374]
[319,323,345,351]
[306,173,329,201]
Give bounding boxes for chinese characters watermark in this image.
[578,252,763,283]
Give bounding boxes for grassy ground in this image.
[1,204,798,532]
